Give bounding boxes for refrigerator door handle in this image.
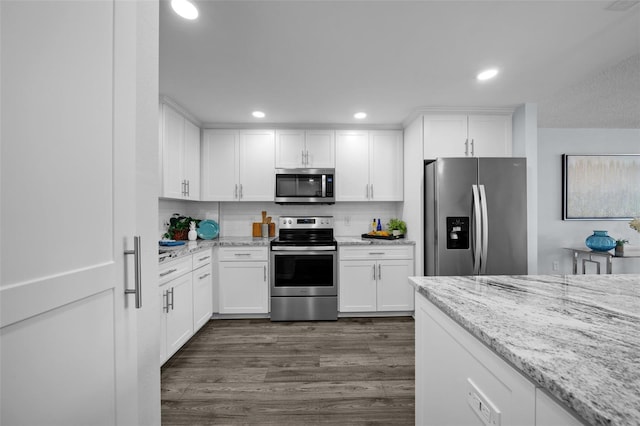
[479,184,489,275]
[472,184,482,274]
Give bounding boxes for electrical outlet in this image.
[552,261,559,271]
[344,216,351,226]
[467,379,501,426]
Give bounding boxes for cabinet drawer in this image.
[339,245,413,260]
[158,256,192,285]
[192,249,213,269]
[219,247,268,261]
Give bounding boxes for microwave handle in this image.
[322,174,326,197]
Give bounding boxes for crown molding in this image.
[159,95,202,127]
[402,105,517,128]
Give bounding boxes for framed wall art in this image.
[562,154,640,220]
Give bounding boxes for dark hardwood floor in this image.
[161,317,415,425]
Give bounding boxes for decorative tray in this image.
[159,240,186,247]
[361,233,405,240]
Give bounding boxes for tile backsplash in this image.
[159,199,403,238]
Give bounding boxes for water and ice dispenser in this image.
[446,217,469,250]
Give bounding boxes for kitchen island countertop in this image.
[409,274,640,426]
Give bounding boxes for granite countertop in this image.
[409,274,640,426]
[159,237,272,262]
[336,236,415,246]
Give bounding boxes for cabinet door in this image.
[377,259,414,311]
[218,261,269,314]
[305,130,335,168]
[275,129,305,168]
[336,130,369,201]
[166,272,194,359]
[201,129,239,201]
[369,130,403,201]
[192,263,212,331]
[468,115,512,157]
[239,130,275,201]
[183,119,201,200]
[339,260,377,312]
[423,115,468,159]
[161,104,185,198]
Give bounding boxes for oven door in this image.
[270,249,337,297]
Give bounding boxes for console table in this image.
[564,247,640,274]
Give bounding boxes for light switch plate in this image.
[466,378,501,426]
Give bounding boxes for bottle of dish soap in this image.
[371,218,377,233]
[376,218,382,231]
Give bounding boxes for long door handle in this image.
[479,184,489,275]
[124,236,142,309]
[471,185,482,275]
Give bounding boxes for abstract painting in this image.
[562,154,640,220]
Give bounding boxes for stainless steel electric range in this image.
[270,216,337,321]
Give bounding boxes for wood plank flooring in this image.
[161,317,415,425]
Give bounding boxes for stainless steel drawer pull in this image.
[234,253,251,256]
[163,291,169,313]
[198,255,210,261]
[169,288,175,310]
[159,268,178,277]
[199,273,211,280]
[369,252,384,256]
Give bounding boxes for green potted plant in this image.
[387,218,407,237]
[164,213,201,240]
[615,239,628,257]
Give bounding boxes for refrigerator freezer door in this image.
[425,158,478,276]
[478,158,528,275]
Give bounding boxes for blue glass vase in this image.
[585,230,616,252]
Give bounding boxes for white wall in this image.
[537,128,640,274]
[159,199,402,238]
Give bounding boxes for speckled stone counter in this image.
[159,237,273,263]
[409,274,640,426]
[336,236,416,246]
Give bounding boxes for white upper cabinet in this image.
[275,129,335,168]
[201,129,275,201]
[423,114,512,159]
[336,130,403,201]
[160,103,200,200]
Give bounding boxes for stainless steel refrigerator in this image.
[424,157,528,276]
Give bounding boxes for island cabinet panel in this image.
[415,294,536,426]
[535,389,584,426]
[423,114,511,159]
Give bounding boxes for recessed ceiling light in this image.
[171,0,199,20]
[354,112,367,119]
[252,111,265,118]
[477,68,499,81]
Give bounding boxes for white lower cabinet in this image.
[339,246,414,313]
[218,247,269,315]
[415,294,584,426]
[159,248,213,364]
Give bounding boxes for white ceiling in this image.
[159,0,640,128]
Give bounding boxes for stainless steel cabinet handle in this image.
[159,268,178,277]
[369,252,384,255]
[372,264,376,280]
[186,179,190,196]
[471,139,475,157]
[464,138,469,156]
[378,264,382,280]
[366,184,370,199]
[302,149,306,166]
[239,184,243,199]
[234,253,251,256]
[124,236,142,309]
[305,150,310,166]
[163,290,169,313]
[234,184,238,199]
[198,255,210,262]
[264,265,267,282]
[169,287,175,311]
[198,273,211,280]
[370,184,374,199]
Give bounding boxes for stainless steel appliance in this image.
[270,216,337,321]
[275,168,335,204]
[424,158,528,276]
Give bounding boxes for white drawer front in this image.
[158,257,192,285]
[192,249,213,269]
[219,247,268,261]
[339,245,413,260]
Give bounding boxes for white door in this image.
[423,115,468,158]
[339,260,377,312]
[201,129,239,201]
[218,262,269,314]
[305,130,335,168]
[369,130,403,201]
[1,1,158,424]
[376,259,415,311]
[275,129,305,168]
[183,118,201,200]
[161,105,186,198]
[239,129,275,201]
[336,130,370,201]
[468,115,512,157]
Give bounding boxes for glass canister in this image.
[585,230,616,252]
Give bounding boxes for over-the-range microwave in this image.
[274,168,335,204]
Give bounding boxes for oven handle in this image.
[271,246,336,251]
